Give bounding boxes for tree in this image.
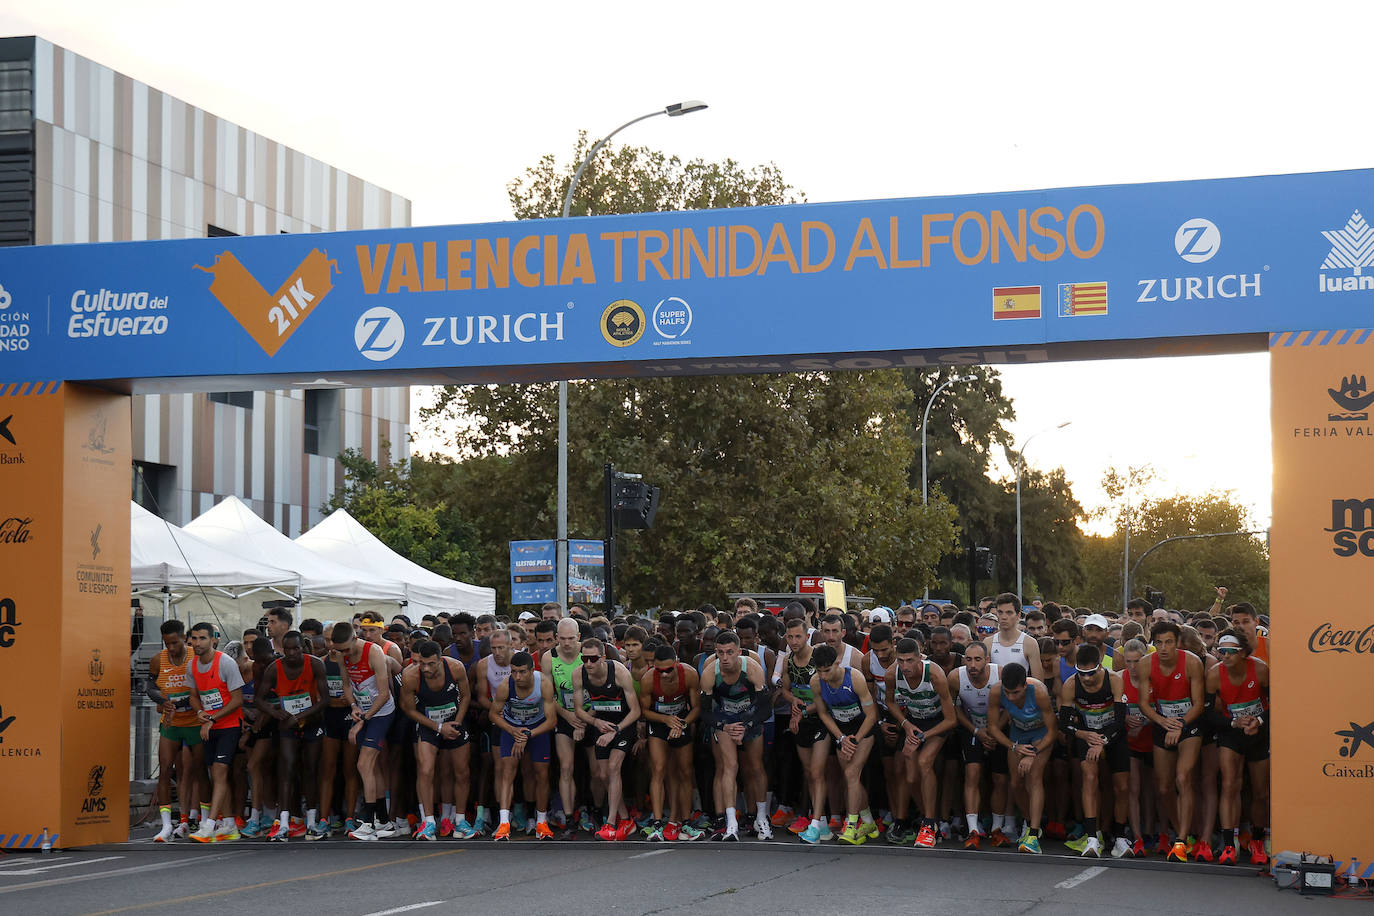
[1065,466,1268,613]
[322,448,480,583]
[420,140,961,610]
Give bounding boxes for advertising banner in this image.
[568,539,606,606]
[509,540,555,605]
[4,169,1374,389]
[1270,327,1374,877]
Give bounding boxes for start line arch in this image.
[0,167,1365,864]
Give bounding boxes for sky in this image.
[7,0,1363,534]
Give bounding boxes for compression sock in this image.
[375,798,389,825]
[967,813,980,834]
[537,810,547,824]
[360,802,375,824]
[499,809,510,825]
[756,802,767,823]
[726,807,738,830]
[307,809,318,829]
[1085,817,1098,836]
[160,807,173,830]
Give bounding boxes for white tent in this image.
[184,496,410,617]
[131,500,299,636]
[296,509,496,615]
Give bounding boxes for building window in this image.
[209,391,253,409]
[304,389,341,457]
[132,460,177,518]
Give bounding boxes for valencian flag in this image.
[991,286,1041,320]
[1058,281,1108,317]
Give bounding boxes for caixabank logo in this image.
[1328,498,1374,556]
[1325,719,1374,778]
[195,249,338,357]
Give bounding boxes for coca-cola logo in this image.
[1309,622,1374,654]
[0,517,33,545]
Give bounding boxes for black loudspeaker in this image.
[614,480,660,529]
[973,546,996,580]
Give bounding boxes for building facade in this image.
[1,35,410,532]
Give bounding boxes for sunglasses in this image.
[581,654,602,664]
[1075,666,1100,675]
[1054,638,1074,646]
[976,625,997,635]
[1215,647,1241,656]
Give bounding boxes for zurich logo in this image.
[354,307,404,361]
[1175,218,1220,263]
[652,297,693,339]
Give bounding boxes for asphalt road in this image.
[0,830,1346,916]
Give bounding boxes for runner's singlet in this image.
[1120,669,1154,753]
[190,651,243,729]
[1149,651,1195,720]
[1004,682,1046,741]
[550,652,582,712]
[711,658,758,724]
[955,663,1000,731]
[893,660,943,723]
[156,649,198,726]
[1072,672,1117,733]
[1216,658,1266,723]
[502,672,547,728]
[346,644,395,716]
[416,658,462,727]
[584,663,628,725]
[819,667,865,732]
[989,633,1029,670]
[651,664,691,718]
[273,658,319,718]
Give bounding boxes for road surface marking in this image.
[0,852,237,895]
[0,855,123,876]
[629,849,674,859]
[1055,866,1107,889]
[83,849,463,915]
[361,903,444,916]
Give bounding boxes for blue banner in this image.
[568,539,605,606]
[4,167,1374,386]
[509,539,555,605]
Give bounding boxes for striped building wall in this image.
[20,37,411,533]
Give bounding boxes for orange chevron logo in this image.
[195,249,338,356]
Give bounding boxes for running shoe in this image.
[1238,826,1252,848]
[1248,839,1268,865]
[415,820,437,841]
[1219,844,1238,864]
[1065,835,1090,855]
[770,808,793,827]
[1065,821,1085,841]
[914,824,937,848]
[988,829,1010,848]
[190,820,217,843]
[329,815,343,835]
[939,819,954,840]
[963,830,983,850]
[240,816,263,839]
[172,822,190,839]
[268,820,291,842]
[708,816,727,841]
[1045,821,1066,841]
[859,819,880,841]
[1131,837,1146,857]
[512,804,526,830]
[1018,833,1042,854]
[799,821,825,845]
[578,808,598,832]
[438,817,454,839]
[535,822,555,841]
[372,821,400,840]
[306,822,330,841]
[837,822,866,845]
[1110,836,1131,858]
[635,810,655,830]
[1081,835,1103,858]
[153,825,174,843]
[344,818,360,836]
[289,821,307,839]
[557,825,577,841]
[677,823,706,841]
[754,816,774,840]
[615,819,636,842]
[213,821,240,842]
[1168,841,1189,862]
[525,817,536,837]
[663,821,681,842]
[1185,835,1198,858]
[1193,840,1214,862]
[817,821,834,842]
[886,820,908,845]
[492,822,511,842]
[719,821,741,842]
[788,814,811,835]
[471,813,489,838]
[595,823,618,842]
[643,819,663,840]
[1156,833,1172,857]
[452,818,477,840]
[828,816,844,835]
[690,812,713,830]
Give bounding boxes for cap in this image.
[1084,613,1110,630]
[867,608,892,625]
[357,612,386,627]
[518,611,538,622]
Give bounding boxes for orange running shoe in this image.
[770,808,792,827]
[535,822,554,840]
[492,822,511,841]
[963,830,982,850]
[989,829,1010,847]
[788,814,811,835]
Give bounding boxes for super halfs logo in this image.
[195,250,338,357]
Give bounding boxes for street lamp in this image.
[555,101,708,608]
[1014,421,1071,604]
[920,374,976,600]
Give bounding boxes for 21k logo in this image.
[195,250,338,357]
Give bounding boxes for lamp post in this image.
[555,101,708,608]
[920,374,975,600]
[1014,421,1071,603]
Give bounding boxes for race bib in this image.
[590,699,622,714]
[1081,706,1115,730]
[1227,699,1264,721]
[282,692,312,716]
[1158,699,1192,719]
[199,689,224,711]
[656,699,687,717]
[969,711,989,731]
[168,689,192,711]
[830,703,862,723]
[355,686,376,712]
[326,675,344,699]
[426,702,457,724]
[558,687,575,710]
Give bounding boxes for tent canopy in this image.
[296,509,496,615]
[131,500,299,591]
[184,496,409,604]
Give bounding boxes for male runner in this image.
[400,639,473,841]
[332,622,398,840]
[574,637,641,840]
[1059,644,1129,858]
[700,630,771,841]
[187,622,245,842]
[1208,630,1270,865]
[777,616,829,839]
[490,650,557,840]
[804,644,878,845]
[147,620,204,842]
[256,630,329,841]
[863,625,908,842]
[542,617,584,838]
[1228,603,1268,664]
[986,593,1043,680]
[1080,614,1116,670]
[472,628,514,835]
[640,645,703,841]
[819,613,862,667]
[885,633,955,847]
[985,662,1058,854]
[264,605,293,653]
[1139,620,1206,862]
[948,641,1008,849]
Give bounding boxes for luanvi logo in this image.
[1318,210,1374,293]
[1330,375,1374,422]
[195,250,338,357]
[1328,498,1374,556]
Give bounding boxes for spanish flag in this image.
[1058,281,1108,317]
[992,286,1041,320]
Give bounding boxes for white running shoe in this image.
[754,816,773,840]
[1082,835,1103,857]
[348,821,378,841]
[1111,836,1131,858]
[172,822,190,839]
[190,820,217,843]
[153,825,174,843]
[372,821,399,840]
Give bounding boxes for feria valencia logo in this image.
[1309,622,1374,654]
[355,307,405,361]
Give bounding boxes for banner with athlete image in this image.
[1270,328,1374,878]
[568,539,606,606]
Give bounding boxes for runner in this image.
[574,637,641,841]
[490,650,557,841]
[884,633,955,847]
[1138,620,1206,862]
[806,644,878,845]
[1118,637,1155,857]
[986,593,1043,680]
[640,644,704,841]
[332,621,398,841]
[1058,644,1129,858]
[1207,630,1270,865]
[147,620,204,842]
[186,622,245,843]
[819,613,862,668]
[1228,602,1269,664]
[699,630,770,841]
[542,617,584,839]
[318,631,358,838]
[472,628,514,836]
[777,616,831,841]
[255,630,329,842]
[863,625,908,843]
[947,641,1008,849]
[399,639,473,841]
[985,662,1058,854]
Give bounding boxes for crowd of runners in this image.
[146,588,1271,864]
